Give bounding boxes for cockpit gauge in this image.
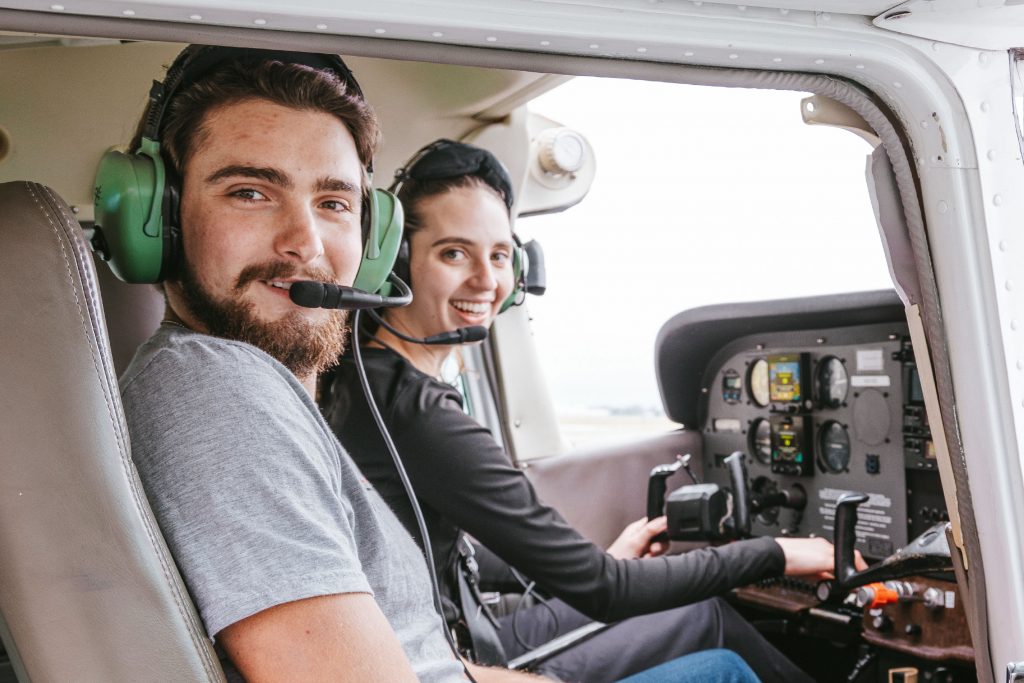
[817,420,851,473]
[770,415,813,476]
[722,369,742,404]
[817,356,849,409]
[748,417,772,465]
[748,359,770,407]
[768,353,811,412]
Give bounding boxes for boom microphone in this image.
[290,275,413,310]
[366,309,488,346]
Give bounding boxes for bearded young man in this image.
[115,46,761,683]
[116,45,485,682]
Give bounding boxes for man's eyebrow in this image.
[315,176,361,194]
[205,165,292,187]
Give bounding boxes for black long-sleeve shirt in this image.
[322,346,785,623]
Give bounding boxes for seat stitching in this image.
[33,183,221,678]
[26,183,222,679]
[41,187,132,457]
[42,187,131,458]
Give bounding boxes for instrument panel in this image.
[655,292,969,677]
[701,322,943,559]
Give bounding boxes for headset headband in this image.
[90,44,395,286]
[389,139,514,209]
[142,46,369,171]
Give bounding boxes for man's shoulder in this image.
[121,325,336,491]
[118,325,311,442]
[121,325,292,396]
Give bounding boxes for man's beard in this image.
[175,257,349,378]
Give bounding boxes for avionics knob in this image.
[887,581,915,599]
[923,587,945,609]
[536,128,587,176]
[856,582,901,609]
[855,586,876,609]
[871,614,893,632]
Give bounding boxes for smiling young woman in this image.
[367,181,515,376]
[318,139,832,683]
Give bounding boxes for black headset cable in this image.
[350,309,480,682]
[508,567,560,652]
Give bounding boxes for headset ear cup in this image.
[353,188,404,294]
[92,148,167,284]
[160,182,181,281]
[499,242,526,313]
[389,239,411,293]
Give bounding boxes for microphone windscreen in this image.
[460,326,489,343]
[289,281,326,308]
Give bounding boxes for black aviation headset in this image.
[385,138,528,313]
[90,45,403,293]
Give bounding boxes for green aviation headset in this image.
[387,139,527,313]
[91,45,402,294]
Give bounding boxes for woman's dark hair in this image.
[396,173,508,244]
[391,139,513,244]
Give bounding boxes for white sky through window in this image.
[517,77,894,418]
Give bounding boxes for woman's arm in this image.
[389,380,787,622]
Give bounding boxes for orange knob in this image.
[861,582,900,609]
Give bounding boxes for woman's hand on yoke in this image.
[774,536,867,579]
[606,516,670,559]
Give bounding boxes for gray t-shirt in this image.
[120,324,464,682]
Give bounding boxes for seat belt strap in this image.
[456,536,508,666]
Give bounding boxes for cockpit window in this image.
[517,78,894,448]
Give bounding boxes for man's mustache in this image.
[233,261,339,293]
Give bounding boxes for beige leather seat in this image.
[0,181,224,682]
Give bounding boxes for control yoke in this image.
[835,492,867,588]
[725,452,751,537]
[816,493,954,602]
[646,456,686,522]
[646,451,804,542]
